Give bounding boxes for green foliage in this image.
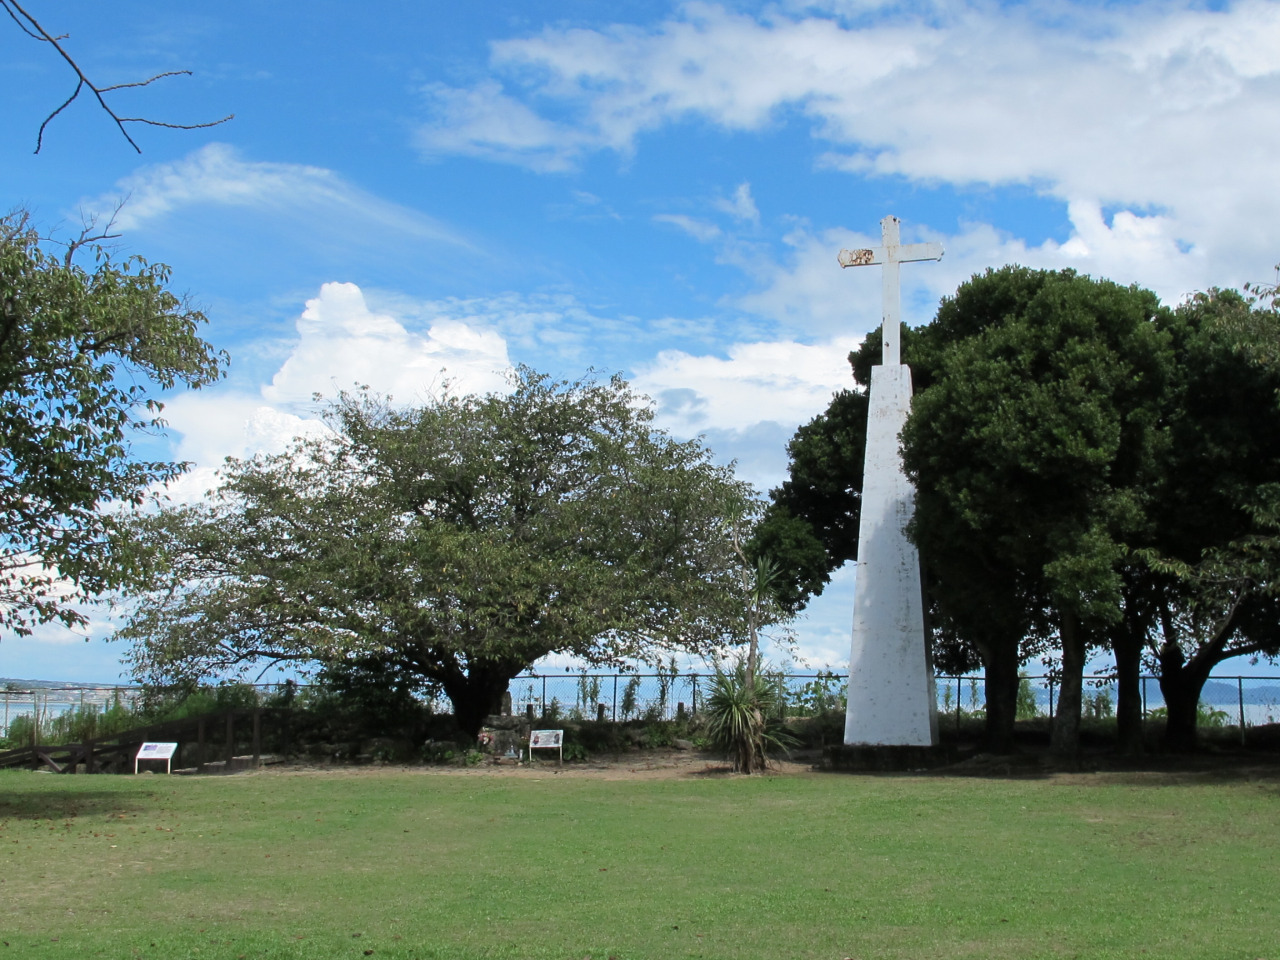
[115,368,758,737]
[43,694,136,743]
[542,698,563,725]
[905,267,1171,634]
[786,671,845,717]
[0,713,35,748]
[1198,702,1231,729]
[0,213,225,635]
[1015,674,1039,720]
[703,660,795,773]
[752,388,869,610]
[1146,701,1231,729]
[1083,689,1114,721]
[574,674,603,720]
[619,675,641,720]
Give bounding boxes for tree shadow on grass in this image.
[0,787,150,821]
[930,749,1280,786]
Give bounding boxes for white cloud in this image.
[419,1,1280,292]
[633,334,863,436]
[157,283,514,504]
[737,206,1216,341]
[714,182,760,224]
[264,282,511,408]
[653,213,722,242]
[82,143,469,248]
[415,81,592,172]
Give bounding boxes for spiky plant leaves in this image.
[704,661,796,773]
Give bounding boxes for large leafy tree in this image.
[766,268,1280,755]
[903,267,1172,756]
[116,369,758,736]
[1129,290,1280,750]
[0,213,225,637]
[763,269,1172,754]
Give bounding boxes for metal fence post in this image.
[612,675,618,722]
[955,676,961,733]
[1239,677,1246,746]
[1048,680,1055,722]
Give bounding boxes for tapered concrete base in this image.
[844,364,938,747]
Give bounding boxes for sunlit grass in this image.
[2,765,1277,959]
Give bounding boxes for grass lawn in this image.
[2,763,1278,959]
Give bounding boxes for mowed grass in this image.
[2,765,1279,960]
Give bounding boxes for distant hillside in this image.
[1201,680,1280,706]
[0,678,124,690]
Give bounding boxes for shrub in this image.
[703,661,795,773]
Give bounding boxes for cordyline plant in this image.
[702,537,797,773]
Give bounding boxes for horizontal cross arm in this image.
[838,241,944,269]
[898,241,944,263]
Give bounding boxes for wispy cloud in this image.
[82,143,471,249]
[714,182,760,224]
[654,213,722,243]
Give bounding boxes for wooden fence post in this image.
[253,708,262,766]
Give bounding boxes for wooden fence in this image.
[0,706,287,774]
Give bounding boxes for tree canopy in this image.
[116,369,760,735]
[901,266,1173,754]
[762,266,1280,753]
[0,212,225,637]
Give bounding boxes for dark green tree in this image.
[1130,290,1280,750]
[903,266,1172,757]
[116,369,758,737]
[0,212,225,637]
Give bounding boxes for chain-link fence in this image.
[1,685,142,739]
[933,674,1280,731]
[506,671,849,721]
[8,673,1280,738]
[509,672,1280,728]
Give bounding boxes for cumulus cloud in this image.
[157,282,513,504]
[736,205,1216,341]
[632,334,863,436]
[264,282,511,408]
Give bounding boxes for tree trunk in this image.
[1158,643,1212,753]
[1051,611,1085,759]
[439,661,518,740]
[1112,627,1144,756]
[982,641,1020,753]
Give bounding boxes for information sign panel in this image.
[135,742,179,774]
[528,729,563,762]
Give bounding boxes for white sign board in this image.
[135,742,178,774]
[528,729,563,762]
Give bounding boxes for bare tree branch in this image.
[2,0,233,153]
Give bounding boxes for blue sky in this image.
[4,0,1280,683]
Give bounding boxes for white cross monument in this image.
[838,215,942,747]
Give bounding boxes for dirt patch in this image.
[250,749,822,781]
[237,745,1280,787]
